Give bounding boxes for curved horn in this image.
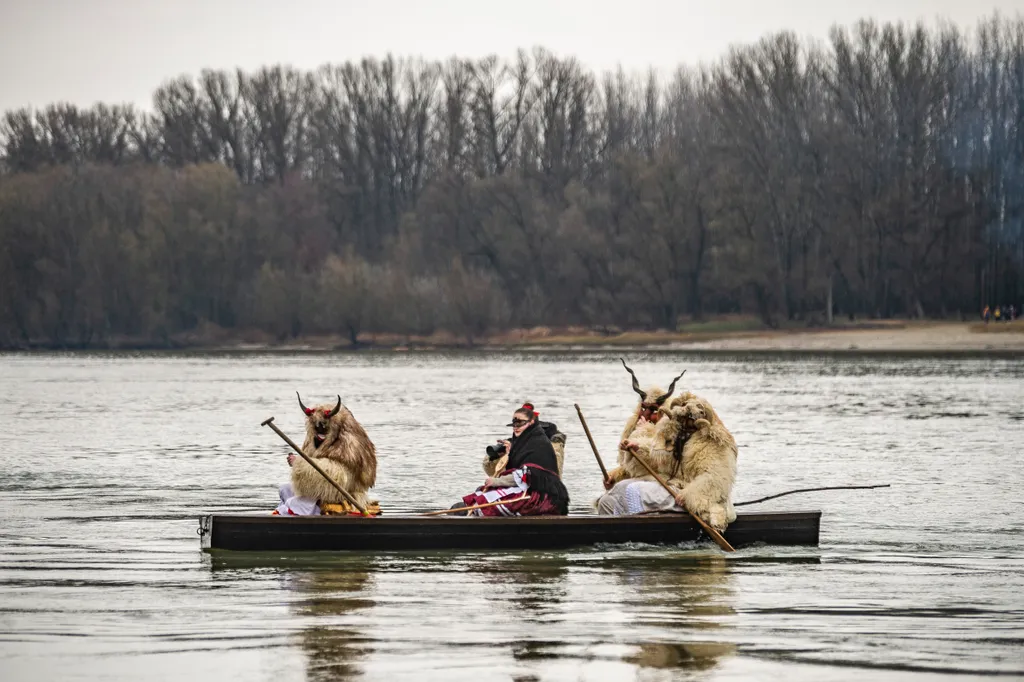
[620,358,647,400]
[655,370,687,405]
[297,391,313,415]
[324,395,342,418]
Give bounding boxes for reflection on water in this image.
[1,351,1023,681]
[207,550,746,678]
[604,553,739,675]
[292,568,374,681]
[208,549,808,679]
[210,553,377,680]
[626,641,736,672]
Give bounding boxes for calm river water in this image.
[1,350,1022,681]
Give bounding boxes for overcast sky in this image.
[2,0,1023,112]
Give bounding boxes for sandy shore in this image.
[663,322,1024,352]
[10,320,1023,353]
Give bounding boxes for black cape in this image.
[504,421,570,514]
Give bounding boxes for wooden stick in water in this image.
[421,495,529,516]
[261,416,372,517]
[628,448,736,553]
[735,484,890,507]
[574,403,610,483]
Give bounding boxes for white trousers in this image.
[275,483,321,516]
[596,479,681,515]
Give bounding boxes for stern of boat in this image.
[197,515,213,551]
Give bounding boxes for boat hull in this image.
[198,510,820,552]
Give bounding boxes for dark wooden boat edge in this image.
[199,509,821,552]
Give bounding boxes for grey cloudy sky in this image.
[2,0,1023,112]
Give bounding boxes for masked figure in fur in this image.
[274,392,379,516]
[666,395,738,531]
[597,389,739,532]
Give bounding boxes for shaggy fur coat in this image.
[664,393,738,531]
[607,391,739,531]
[291,399,377,506]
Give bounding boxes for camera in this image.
[485,442,507,460]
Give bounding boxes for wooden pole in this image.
[261,416,372,517]
[627,448,736,553]
[735,484,890,507]
[421,495,529,516]
[574,403,610,483]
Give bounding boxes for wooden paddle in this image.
[626,447,735,552]
[574,403,610,484]
[421,495,529,516]
[261,416,372,518]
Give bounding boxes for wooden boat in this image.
[198,509,820,552]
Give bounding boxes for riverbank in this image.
[494,320,1024,352]
[659,321,1024,352]
[5,319,1023,353]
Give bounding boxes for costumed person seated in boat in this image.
[451,402,570,516]
[274,392,381,516]
[596,389,739,532]
[594,359,684,517]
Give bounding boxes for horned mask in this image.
[297,392,343,449]
[620,358,686,410]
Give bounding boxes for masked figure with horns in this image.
[274,393,380,516]
[595,361,739,532]
[595,359,689,516]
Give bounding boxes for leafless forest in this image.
[1,16,1023,348]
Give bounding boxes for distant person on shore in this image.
[994,306,1002,322]
[449,402,570,516]
[983,305,990,323]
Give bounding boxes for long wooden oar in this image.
[627,448,735,553]
[421,495,529,516]
[574,403,610,484]
[261,416,372,517]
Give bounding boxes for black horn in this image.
[297,391,312,415]
[620,358,647,400]
[325,395,342,418]
[656,370,687,405]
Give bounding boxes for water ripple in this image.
[0,351,1021,681]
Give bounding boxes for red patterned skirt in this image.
[461,465,564,516]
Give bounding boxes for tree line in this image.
[1,14,1023,348]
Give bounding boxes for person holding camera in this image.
[451,402,570,516]
[482,402,567,479]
